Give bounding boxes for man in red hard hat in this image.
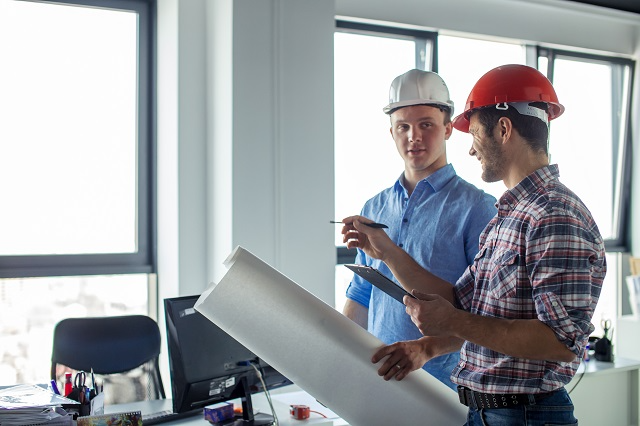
[342,64,606,425]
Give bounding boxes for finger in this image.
[340,215,358,224]
[382,362,404,381]
[343,231,362,246]
[343,229,360,240]
[395,366,408,381]
[411,290,436,301]
[351,219,375,233]
[377,359,398,380]
[372,346,395,364]
[345,237,362,249]
[404,295,420,312]
[373,350,402,379]
[341,215,367,226]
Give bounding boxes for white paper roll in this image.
[194,246,467,425]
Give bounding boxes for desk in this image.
[105,384,349,426]
[568,357,640,426]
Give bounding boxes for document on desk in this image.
[195,246,466,426]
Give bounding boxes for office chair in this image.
[51,315,166,404]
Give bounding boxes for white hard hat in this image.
[383,69,454,116]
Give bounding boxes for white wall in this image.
[158,0,336,304]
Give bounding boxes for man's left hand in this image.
[404,291,458,337]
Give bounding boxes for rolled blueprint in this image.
[195,246,467,425]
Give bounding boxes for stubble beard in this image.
[480,134,505,183]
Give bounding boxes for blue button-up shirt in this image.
[345,164,497,390]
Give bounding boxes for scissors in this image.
[601,319,612,340]
[74,371,87,403]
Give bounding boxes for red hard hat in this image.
[452,64,564,133]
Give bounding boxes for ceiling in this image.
[565,0,640,14]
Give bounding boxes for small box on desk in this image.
[203,402,234,424]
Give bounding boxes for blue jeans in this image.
[464,388,578,426]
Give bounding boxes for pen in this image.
[330,220,388,229]
[50,380,61,395]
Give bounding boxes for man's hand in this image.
[404,291,458,337]
[371,335,464,381]
[371,339,431,381]
[340,215,397,261]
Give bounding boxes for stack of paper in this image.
[0,385,76,426]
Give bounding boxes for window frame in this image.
[0,0,156,278]
[538,47,634,252]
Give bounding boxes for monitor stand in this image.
[225,376,276,426]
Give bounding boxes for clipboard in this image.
[345,264,416,303]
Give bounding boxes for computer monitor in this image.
[164,295,292,425]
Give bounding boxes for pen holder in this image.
[66,386,93,416]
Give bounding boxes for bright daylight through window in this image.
[0,1,137,256]
[0,0,152,385]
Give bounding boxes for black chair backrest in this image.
[51,315,165,401]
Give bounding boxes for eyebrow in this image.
[393,116,439,125]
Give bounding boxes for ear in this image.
[444,121,453,140]
[496,117,512,144]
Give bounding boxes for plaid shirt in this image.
[452,165,606,394]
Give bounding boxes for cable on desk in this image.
[250,362,279,426]
[567,358,586,395]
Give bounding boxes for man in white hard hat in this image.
[340,69,496,391]
[342,65,606,424]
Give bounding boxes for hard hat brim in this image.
[452,113,470,133]
[384,100,454,115]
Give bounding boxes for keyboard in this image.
[143,409,202,425]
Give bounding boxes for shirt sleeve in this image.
[526,207,606,356]
[345,248,372,308]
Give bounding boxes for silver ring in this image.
[396,364,402,370]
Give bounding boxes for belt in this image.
[457,386,560,410]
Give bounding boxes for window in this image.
[0,0,154,384]
[537,49,634,251]
[0,0,154,277]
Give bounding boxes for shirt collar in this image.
[499,164,559,210]
[395,164,456,194]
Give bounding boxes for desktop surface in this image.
[104,384,347,426]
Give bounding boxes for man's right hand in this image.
[371,338,431,381]
[340,215,397,261]
[371,336,464,382]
